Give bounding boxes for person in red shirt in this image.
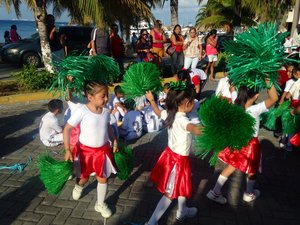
[110,24,125,78]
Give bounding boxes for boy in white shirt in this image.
[39,99,64,147]
[112,85,127,121]
[119,99,143,141]
[158,83,169,109]
[143,96,163,132]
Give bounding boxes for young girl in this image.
[207,81,278,204]
[144,83,202,225]
[64,81,118,218]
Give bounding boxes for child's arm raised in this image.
[63,123,74,162]
[186,123,202,135]
[264,81,278,109]
[145,91,163,117]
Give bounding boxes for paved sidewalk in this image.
[0,81,300,225]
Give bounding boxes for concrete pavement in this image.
[0,81,300,225]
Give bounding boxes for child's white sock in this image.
[97,182,107,205]
[177,196,186,213]
[147,195,172,225]
[212,175,228,194]
[246,178,256,194]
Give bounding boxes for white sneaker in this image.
[72,184,83,200]
[243,189,260,202]
[94,202,112,218]
[206,190,227,204]
[90,172,96,176]
[279,143,285,148]
[176,207,198,221]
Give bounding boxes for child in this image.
[144,83,202,225]
[119,99,143,140]
[158,82,169,109]
[285,67,300,107]
[39,99,64,147]
[215,74,237,102]
[206,81,278,204]
[63,81,118,218]
[142,96,163,133]
[279,65,296,104]
[112,85,127,121]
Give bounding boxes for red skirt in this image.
[77,142,115,179]
[290,131,300,147]
[150,147,192,199]
[218,137,261,174]
[291,100,300,108]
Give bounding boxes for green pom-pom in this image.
[281,110,300,135]
[50,54,119,98]
[37,154,72,195]
[114,143,135,180]
[195,96,255,166]
[224,22,287,92]
[121,62,162,98]
[261,101,290,130]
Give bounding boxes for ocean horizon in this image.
[0,19,68,44]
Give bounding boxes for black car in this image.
[0,26,93,67]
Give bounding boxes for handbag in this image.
[166,45,176,55]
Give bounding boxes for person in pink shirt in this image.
[205,29,218,81]
[10,25,21,43]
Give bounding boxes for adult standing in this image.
[150,20,166,65]
[46,15,65,61]
[110,24,125,76]
[131,32,138,52]
[10,25,21,43]
[136,29,152,62]
[183,27,202,69]
[90,25,111,56]
[170,24,184,74]
[205,29,218,81]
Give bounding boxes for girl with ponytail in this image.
[143,82,202,225]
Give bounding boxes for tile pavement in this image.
[0,80,300,225]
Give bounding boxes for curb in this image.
[0,77,177,105]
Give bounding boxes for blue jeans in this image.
[171,51,184,74]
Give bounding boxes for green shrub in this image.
[12,65,56,91]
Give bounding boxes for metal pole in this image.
[291,0,300,35]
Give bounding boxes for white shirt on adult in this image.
[161,110,192,156]
[67,105,110,147]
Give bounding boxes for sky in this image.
[0,0,206,26]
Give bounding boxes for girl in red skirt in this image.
[64,81,118,218]
[144,83,202,225]
[207,80,278,204]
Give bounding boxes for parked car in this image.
[0,26,93,67]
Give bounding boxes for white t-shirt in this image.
[120,110,143,140]
[67,105,110,147]
[158,91,167,106]
[142,105,163,132]
[284,79,296,92]
[39,112,63,142]
[289,79,300,100]
[246,102,268,137]
[189,68,207,80]
[161,110,192,156]
[215,77,231,99]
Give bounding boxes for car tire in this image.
[22,52,41,67]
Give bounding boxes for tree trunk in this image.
[170,0,178,26]
[291,0,300,36]
[33,0,54,73]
